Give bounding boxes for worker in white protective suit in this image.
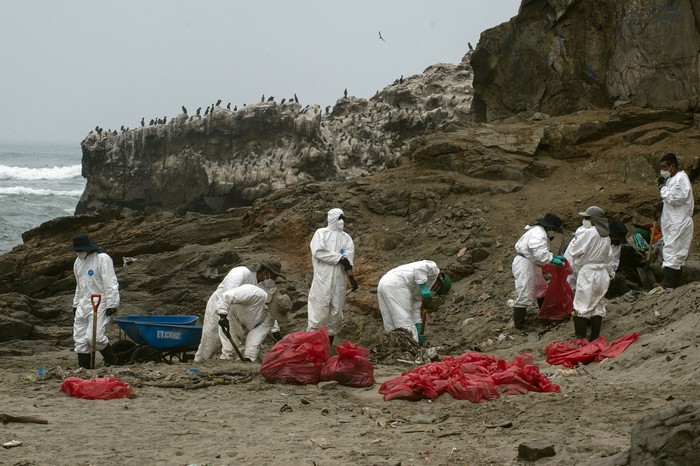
[511,213,564,331]
[377,260,452,343]
[70,233,120,369]
[215,284,292,362]
[564,206,612,341]
[658,153,694,288]
[194,259,285,362]
[306,208,357,345]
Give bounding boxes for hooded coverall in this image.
[565,224,612,318]
[377,260,440,342]
[660,170,694,270]
[307,208,355,336]
[215,284,273,362]
[194,266,257,362]
[72,252,120,354]
[512,225,553,308]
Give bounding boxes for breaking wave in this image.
[0,186,83,197]
[0,164,82,181]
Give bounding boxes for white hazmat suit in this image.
[194,266,257,362]
[565,224,612,318]
[512,225,553,308]
[660,170,694,270]
[215,284,273,362]
[307,208,355,336]
[72,252,120,354]
[377,260,440,342]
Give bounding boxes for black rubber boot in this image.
[537,297,545,310]
[660,267,678,288]
[77,352,92,369]
[513,308,529,331]
[589,316,603,341]
[573,316,589,340]
[328,335,335,346]
[100,343,118,366]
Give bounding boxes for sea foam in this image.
[0,186,83,197]
[0,164,82,181]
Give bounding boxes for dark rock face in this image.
[471,0,700,122]
[78,59,477,215]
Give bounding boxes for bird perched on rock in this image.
[141,118,145,127]
[233,105,237,111]
[204,107,210,116]
[379,31,386,42]
[227,103,231,109]
[468,42,474,51]
[399,75,404,84]
[196,107,201,116]
[216,99,221,106]
[294,93,299,103]
[344,89,348,98]
[267,96,274,102]
[182,106,187,115]
[281,98,286,104]
[325,105,331,114]
[261,94,265,102]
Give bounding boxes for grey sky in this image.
[0,1,520,143]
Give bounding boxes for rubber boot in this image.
[660,267,677,288]
[328,335,335,346]
[589,316,603,341]
[100,343,118,366]
[537,297,545,310]
[513,308,529,331]
[573,316,588,340]
[77,352,92,369]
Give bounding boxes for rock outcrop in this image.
[78,58,476,214]
[471,0,700,122]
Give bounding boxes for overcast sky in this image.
[0,1,520,143]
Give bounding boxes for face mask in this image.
[76,251,88,260]
[258,278,275,291]
[336,219,344,229]
[582,219,592,228]
[659,170,671,179]
[547,231,555,240]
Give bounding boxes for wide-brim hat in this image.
[535,213,563,232]
[70,233,100,252]
[265,288,292,322]
[258,259,285,279]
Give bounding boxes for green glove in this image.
[551,255,565,266]
[419,283,432,300]
[415,323,426,344]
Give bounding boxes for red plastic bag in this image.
[60,377,132,400]
[260,327,331,384]
[538,262,574,323]
[320,340,375,387]
[545,332,640,367]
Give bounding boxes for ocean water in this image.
[0,140,85,254]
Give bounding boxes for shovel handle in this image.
[90,294,102,310]
[90,294,101,369]
[646,221,657,262]
[220,323,246,362]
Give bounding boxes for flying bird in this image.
[378,31,386,42]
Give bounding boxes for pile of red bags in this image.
[545,333,640,368]
[260,328,376,387]
[379,352,560,402]
[60,377,132,400]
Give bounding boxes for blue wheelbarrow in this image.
[112,315,203,364]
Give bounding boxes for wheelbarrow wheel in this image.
[130,345,163,364]
[111,340,137,365]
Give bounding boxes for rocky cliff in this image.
[78,58,475,214]
[471,0,700,122]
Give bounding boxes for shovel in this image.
[90,294,101,369]
[219,320,247,362]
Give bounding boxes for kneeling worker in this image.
[377,260,451,343]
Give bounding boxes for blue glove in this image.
[419,283,432,300]
[551,255,565,266]
[415,323,426,344]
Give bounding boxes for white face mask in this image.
[582,219,592,228]
[547,231,555,240]
[336,219,344,229]
[660,170,671,179]
[258,278,275,291]
[76,251,88,260]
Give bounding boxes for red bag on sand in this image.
[260,327,331,384]
[60,377,132,400]
[320,340,375,387]
[379,351,560,403]
[538,262,574,323]
[545,332,640,368]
